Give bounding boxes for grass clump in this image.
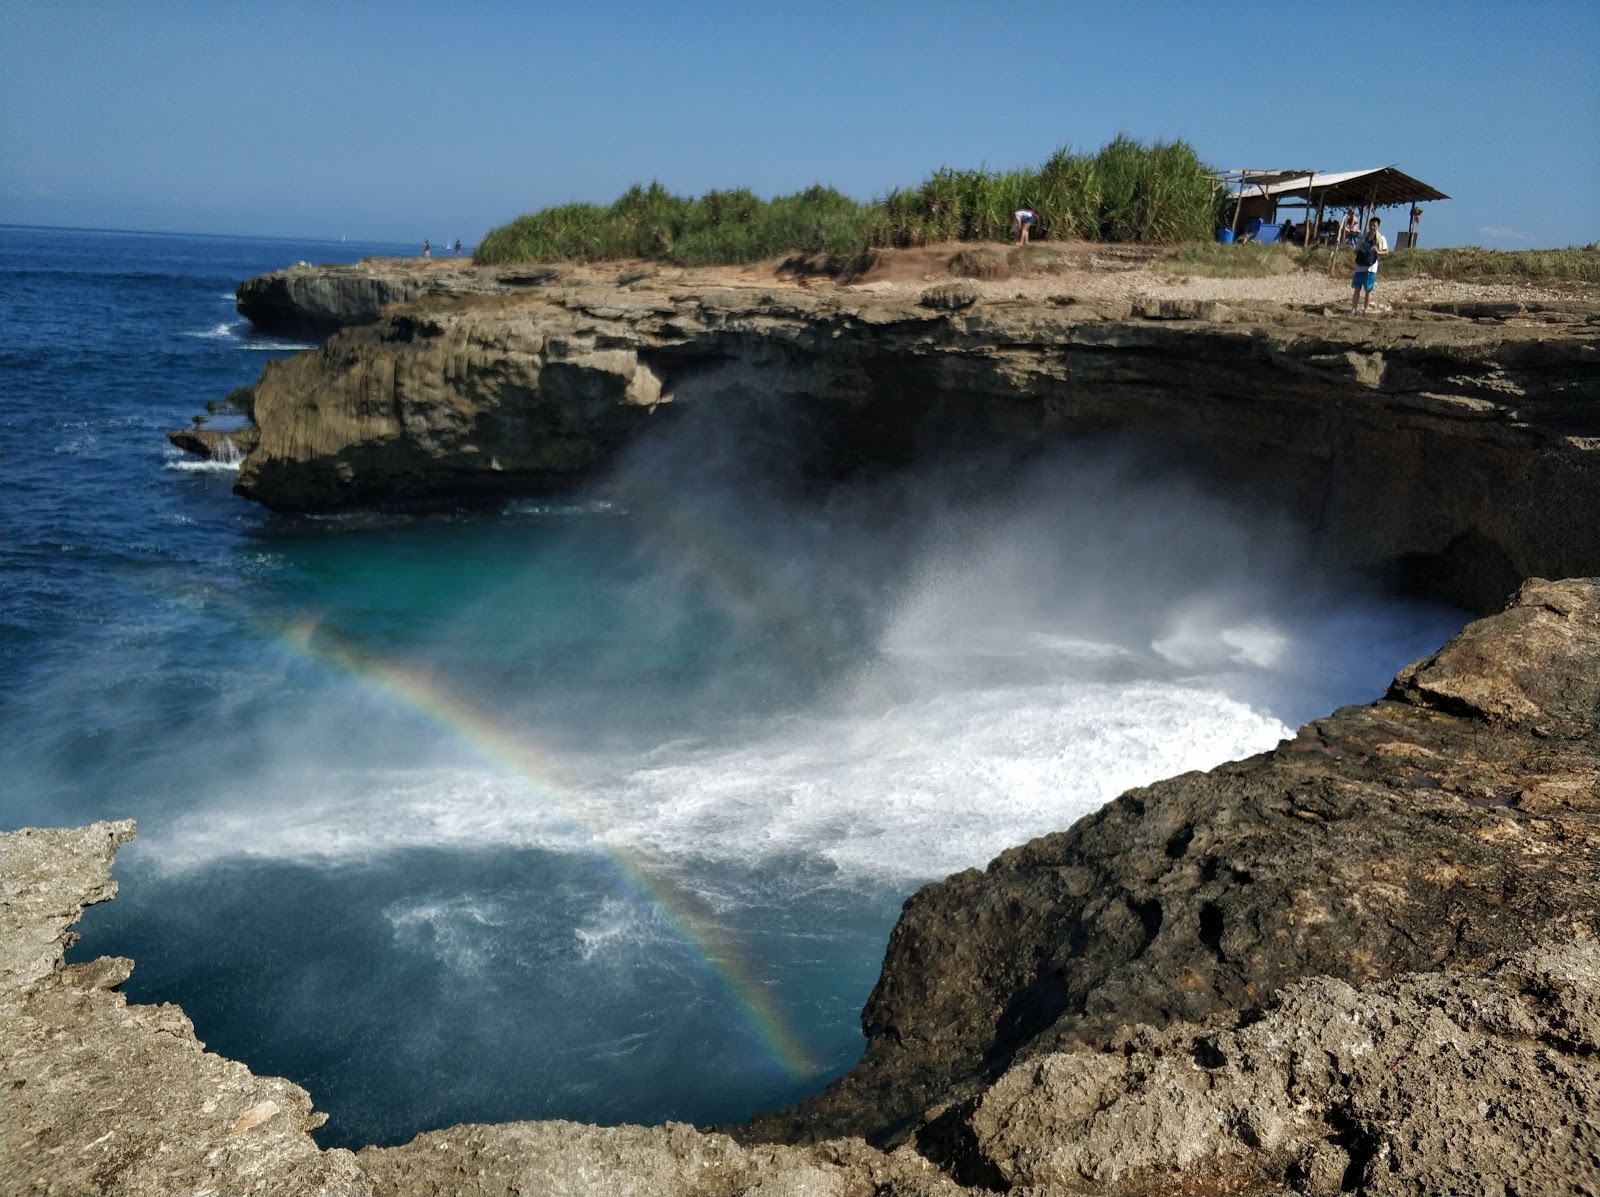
[1158,242,1308,278]
[1372,245,1599,286]
[476,137,1225,266]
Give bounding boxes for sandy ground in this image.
[392,242,1590,314]
[831,243,1587,311]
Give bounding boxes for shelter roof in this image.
[1219,169,1318,186]
[1241,166,1449,206]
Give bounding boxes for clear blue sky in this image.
[3,0,1595,248]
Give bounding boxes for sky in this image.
[2,0,1596,249]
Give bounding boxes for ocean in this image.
[0,224,1467,1149]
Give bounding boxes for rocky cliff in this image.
[5,579,1598,1195]
[742,576,1600,1167]
[226,261,1599,613]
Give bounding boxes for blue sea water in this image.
[0,224,1468,1149]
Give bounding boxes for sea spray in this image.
[4,227,1469,1150]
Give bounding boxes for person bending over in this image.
[1012,206,1039,246]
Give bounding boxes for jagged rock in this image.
[918,281,982,309]
[746,577,1600,1151]
[228,263,1599,613]
[166,425,259,461]
[969,943,1600,1195]
[0,823,370,1197]
[235,261,526,340]
[357,1122,963,1197]
[0,826,955,1197]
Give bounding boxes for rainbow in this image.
[255,610,818,1081]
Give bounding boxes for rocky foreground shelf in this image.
[3,578,1597,1196]
[209,258,1600,614]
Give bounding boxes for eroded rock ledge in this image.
[4,579,1597,1195]
[226,261,1599,612]
[744,578,1600,1169]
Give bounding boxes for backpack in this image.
[1354,238,1378,270]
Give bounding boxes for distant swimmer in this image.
[1012,206,1040,246]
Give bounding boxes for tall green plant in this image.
[474,136,1227,265]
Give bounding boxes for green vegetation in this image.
[1156,242,1599,288]
[1367,245,1599,286]
[206,385,256,421]
[475,137,1224,266]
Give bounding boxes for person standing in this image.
[1339,208,1360,246]
[454,239,462,257]
[423,239,431,258]
[1348,216,1389,315]
[1011,206,1039,246]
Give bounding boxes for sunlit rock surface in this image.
[229,261,1599,613]
[742,579,1600,1165]
[969,944,1600,1195]
[0,822,370,1197]
[4,580,1597,1195]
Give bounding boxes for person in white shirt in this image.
[1012,207,1039,246]
[1348,216,1390,315]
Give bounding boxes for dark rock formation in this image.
[166,425,259,462]
[228,264,1599,613]
[742,577,1600,1160]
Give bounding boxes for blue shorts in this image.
[1351,270,1377,291]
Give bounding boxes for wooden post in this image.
[1311,192,1326,247]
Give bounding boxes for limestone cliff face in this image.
[5,582,1597,1195]
[232,265,1599,612]
[234,260,521,339]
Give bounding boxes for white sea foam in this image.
[143,659,1287,885]
[575,898,671,961]
[386,895,508,973]
[184,319,314,351]
[502,498,629,518]
[164,457,241,473]
[131,445,1458,892]
[238,337,316,351]
[189,321,245,339]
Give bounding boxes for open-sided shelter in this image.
[1226,166,1449,246]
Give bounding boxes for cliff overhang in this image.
[226,263,1599,613]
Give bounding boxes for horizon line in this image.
[1,221,425,249]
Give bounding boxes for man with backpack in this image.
[1348,216,1390,315]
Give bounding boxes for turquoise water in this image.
[0,225,1467,1148]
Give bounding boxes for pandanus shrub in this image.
[475,136,1223,265]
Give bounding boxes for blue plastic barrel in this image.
[1218,228,1235,244]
